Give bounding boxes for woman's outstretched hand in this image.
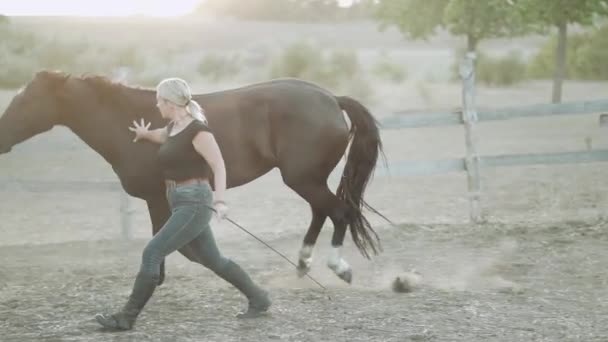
[128,118,151,142]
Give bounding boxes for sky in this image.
[2,0,356,17]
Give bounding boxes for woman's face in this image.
[156,96,175,119]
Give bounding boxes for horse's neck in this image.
[64,113,120,166]
[64,89,153,167]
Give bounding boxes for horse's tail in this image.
[336,95,388,259]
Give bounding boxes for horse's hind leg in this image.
[281,176,336,277]
[296,207,326,277]
[282,177,353,283]
[326,206,352,284]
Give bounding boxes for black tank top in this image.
[157,119,213,181]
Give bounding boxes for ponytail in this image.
[185,99,208,124]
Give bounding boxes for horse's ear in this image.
[35,70,70,91]
[32,70,71,103]
[35,70,56,79]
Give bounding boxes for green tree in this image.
[374,0,525,52]
[374,0,448,42]
[516,0,608,103]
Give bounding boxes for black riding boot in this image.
[217,260,271,318]
[95,272,159,330]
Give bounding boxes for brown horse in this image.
[0,70,387,285]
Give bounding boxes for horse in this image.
[0,70,387,285]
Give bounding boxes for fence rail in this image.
[382,99,608,129]
[375,149,608,177]
[0,179,135,239]
[0,180,121,192]
[377,52,608,222]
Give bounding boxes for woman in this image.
[95,78,271,331]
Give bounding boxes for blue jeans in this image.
[95,181,268,329]
[140,182,230,276]
[139,181,267,305]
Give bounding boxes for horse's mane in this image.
[38,70,151,96]
[79,73,153,95]
[71,74,149,111]
[35,71,155,113]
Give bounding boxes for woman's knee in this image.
[140,243,164,275]
[199,253,230,272]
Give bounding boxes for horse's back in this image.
[195,78,349,184]
[199,77,334,102]
[199,77,345,133]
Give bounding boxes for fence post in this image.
[600,114,608,127]
[112,70,135,239]
[460,52,483,223]
[120,191,134,239]
[585,136,593,151]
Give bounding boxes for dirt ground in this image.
[1,219,607,342]
[2,19,608,341]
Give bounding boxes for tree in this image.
[373,0,525,52]
[516,0,608,103]
[374,0,449,42]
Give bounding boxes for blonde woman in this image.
[95,78,271,331]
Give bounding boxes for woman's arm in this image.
[192,131,226,203]
[141,128,168,144]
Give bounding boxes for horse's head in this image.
[0,70,69,154]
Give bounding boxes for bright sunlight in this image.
[2,0,202,17]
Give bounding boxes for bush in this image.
[0,27,38,88]
[526,32,588,80]
[36,38,91,70]
[372,59,407,83]
[270,41,361,89]
[345,75,374,104]
[114,45,144,70]
[133,71,165,88]
[477,51,527,86]
[328,50,360,79]
[270,41,324,79]
[0,25,150,88]
[0,57,35,89]
[197,52,241,81]
[527,24,608,81]
[570,25,608,80]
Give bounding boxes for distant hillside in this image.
[9,16,544,51]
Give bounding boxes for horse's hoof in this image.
[338,270,352,284]
[296,260,310,278]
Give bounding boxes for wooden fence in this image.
[375,52,608,222]
[1,52,608,234]
[0,179,135,239]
